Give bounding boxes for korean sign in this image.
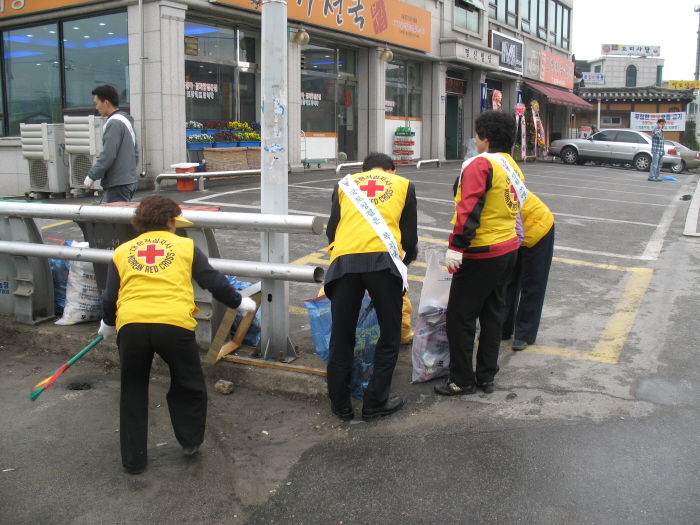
[489,30,523,75]
[186,82,218,100]
[601,44,660,57]
[537,50,575,89]
[669,80,700,90]
[0,0,95,18]
[582,72,604,85]
[630,112,686,132]
[212,0,430,52]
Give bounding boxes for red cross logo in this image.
[509,185,519,203]
[136,243,165,265]
[359,179,385,197]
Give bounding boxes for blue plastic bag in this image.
[304,293,379,398]
[49,240,72,315]
[226,276,261,347]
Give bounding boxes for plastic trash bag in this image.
[412,249,452,382]
[55,242,102,325]
[464,138,478,161]
[661,176,678,181]
[226,276,261,347]
[49,240,71,316]
[305,293,379,398]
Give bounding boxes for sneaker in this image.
[434,381,476,396]
[182,444,202,456]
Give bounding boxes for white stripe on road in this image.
[640,187,687,260]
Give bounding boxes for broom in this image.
[30,336,104,402]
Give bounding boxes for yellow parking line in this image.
[41,220,73,230]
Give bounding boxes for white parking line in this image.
[640,187,687,260]
[534,192,668,207]
[525,180,674,198]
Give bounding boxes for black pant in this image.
[118,323,207,470]
[446,251,517,387]
[325,270,403,410]
[503,225,555,343]
[102,182,138,203]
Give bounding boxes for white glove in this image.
[445,248,463,272]
[98,320,117,341]
[238,297,257,313]
[84,176,95,189]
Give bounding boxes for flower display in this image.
[212,131,239,142]
[228,121,253,132]
[186,134,213,143]
[237,132,261,141]
[186,121,203,129]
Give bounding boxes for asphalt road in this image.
[2,160,699,524]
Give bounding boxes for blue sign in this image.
[480,83,487,113]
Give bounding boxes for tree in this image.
[682,120,700,151]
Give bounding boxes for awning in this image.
[523,81,593,110]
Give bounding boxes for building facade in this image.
[0,0,578,195]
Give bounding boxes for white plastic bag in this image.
[417,249,452,316]
[412,249,453,382]
[464,138,478,161]
[55,242,102,325]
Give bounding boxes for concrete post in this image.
[288,32,304,172]
[260,0,293,360]
[368,48,387,154]
[429,62,447,161]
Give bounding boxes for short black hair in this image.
[474,110,516,153]
[92,85,119,108]
[362,152,395,172]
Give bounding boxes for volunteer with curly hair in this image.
[99,195,257,474]
[435,110,524,396]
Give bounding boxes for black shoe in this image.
[434,381,477,396]
[124,465,146,475]
[501,333,512,341]
[475,379,495,394]
[331,403,354,421]
[361,396,404,421]
[182,443,202,456]
[512,340,529,351]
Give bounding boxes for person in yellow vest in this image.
[435,110,522,396]
[98,195,257,475]
[325,152,418,421]
[502,191,555,351]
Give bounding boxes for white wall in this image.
[0,139,29,197]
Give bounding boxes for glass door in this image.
[337,80,357,161]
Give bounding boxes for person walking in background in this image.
[502,191,555,352]
[99,195,257,474]
[324,152,418,422]
[84,85,140,202]
[648,118,665,182]
[435,110,523,397]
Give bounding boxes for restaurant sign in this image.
[0,0,95,18]
[489,30,523,75]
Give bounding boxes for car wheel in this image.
[561,147,579,165]
[671,160,685,174]
[634,154,651,172]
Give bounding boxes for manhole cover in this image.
[67,381,93,391]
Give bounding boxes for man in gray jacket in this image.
[84,85,139,202]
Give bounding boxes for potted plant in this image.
[228,121,253,132]
[202,120,228,137]
[212,131,239,148]
[186,133,213,150]
[237,131,261,147]
[186,120,203,136]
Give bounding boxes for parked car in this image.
[665,140,700,173]
[549,129,681,172]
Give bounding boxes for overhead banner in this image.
[489,30,523,75]
[538,50,575,89]
[669,80,700,90]
[212,0,431,52]
[630,112,686,132]
[582,72,605,85]
[601,44,660,57]
[0,0,96,18]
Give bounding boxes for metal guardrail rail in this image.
[154,169,262,191]
[335,162,363,174]
[0,202,323,235]
[0,241,323,283]
[416,159,441,169]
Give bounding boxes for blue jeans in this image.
[649,153,662,180]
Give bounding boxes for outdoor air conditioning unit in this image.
[19,123,70,198]
[64,115,105,195]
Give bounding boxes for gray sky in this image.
[572,0,698,81]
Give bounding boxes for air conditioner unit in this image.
[20,123,70,198]
[64,115,105,195]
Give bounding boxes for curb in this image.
[1,315,327,398]
[683,178,700,237]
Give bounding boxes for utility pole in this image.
[259,0,294,360]
[695,5,700,80]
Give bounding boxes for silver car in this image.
[666,140,700,173]
[549,128,680,172]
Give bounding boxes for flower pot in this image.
[214,142,239,148]
[187,142,212,150]
[186,129,201,136]
[238,141,260,147]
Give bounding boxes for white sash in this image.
[104,113,136,146]
[338,174,408,291]
[481,152,528,206]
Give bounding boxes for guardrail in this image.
[155,169,262,191]
[416,159,441,169]
[335,162,363,174]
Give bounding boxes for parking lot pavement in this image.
[4,160,700,523]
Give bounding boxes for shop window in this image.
[488,0,517,27]
[3,23,60,136]
[300,75,336,132]
[303,45,337,74]
[602,116,622,125]
[184,21,236,61]
[185,61,236,122]
[594,65,602,73]
[239,71,257,125]
[626,65,637,87]
[238,29,259,64]
[339,48,357,75]
[385,60,422,120]
[63,13,129,109]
